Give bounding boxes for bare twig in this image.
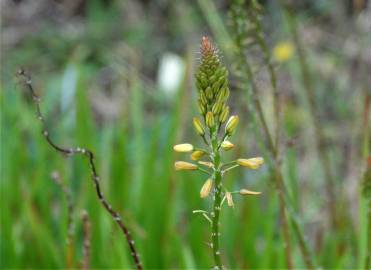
[17,69,142,270]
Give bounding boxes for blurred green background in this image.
[1,0,370,269]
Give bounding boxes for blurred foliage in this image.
[1,0,370,269]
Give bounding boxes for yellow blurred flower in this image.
[273,41,294,62]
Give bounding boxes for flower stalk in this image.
[174,37,263,269]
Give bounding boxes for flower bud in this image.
[193,117,205,136]
[191,150,205,161]
[200,92,208,105]
[226,192,234,207]
[221,140,234,151]
[206,86,213,100]
[225,115,239,135]
[212,101,223,115]
[239,189,262,195]
[237,157,264,169]
[173,143,194,152]
[197,100,206,115]
[174,161,198,171]
[200,179,213,198]
[212,78,224,93]
[219,106,229,123]
[205,112,215,128]
[216,86,229,103]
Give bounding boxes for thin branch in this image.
[17,69,142,270]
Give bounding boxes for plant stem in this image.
[282,3,338,231]
[211,130,223,269]
[229,4,316,267]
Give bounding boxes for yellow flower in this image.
[237,157,264,169]
[174,161,198,171]
[221,140,234,151]
[173,143,194,152]
[191,150,205,161]
[239,189,262,195]
[200,178,213,198]
[273,41,294,62]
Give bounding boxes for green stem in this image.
[211,130,223,269]
[282,3,338,231]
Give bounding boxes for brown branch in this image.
[17,69,142,270]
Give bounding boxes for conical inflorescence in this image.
[195,37,230,126]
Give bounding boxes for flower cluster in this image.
[173,37,264,269]
[173,36,264,205]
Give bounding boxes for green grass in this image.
[1,0,369,269]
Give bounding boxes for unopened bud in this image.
[237,157,264,169]
[225,115,239,135]
[197,100,206,115]
[206,87,213,100]
[239,189,262,195]
[193,117,205,136]
[206,112,215,128]
[212,102,223,115]
[221,140,234,150]
[191,150,205,161]
[174,161,198,171]
[173,143,194,152]
[220,106,229,123]
[200,179,213,198]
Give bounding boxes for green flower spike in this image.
[173,37,264,270]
